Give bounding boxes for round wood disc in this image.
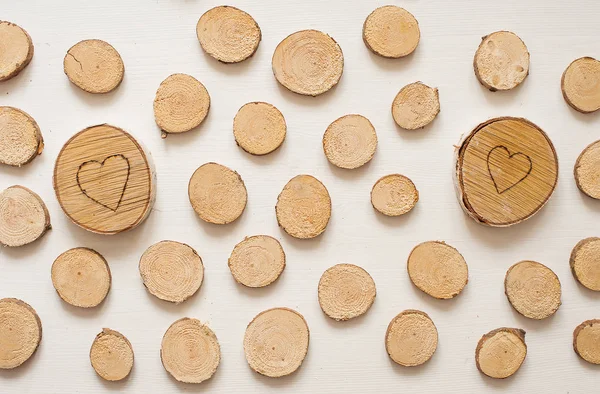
[476,327,526,379]
[276,175,331,239]
[161,318,220,384]
[573,319,600,364]
[53,124,156,234]
[0,298,42,369]
[51,247,111,308]
[0,21,34,82]
[385,309,438,367]
[188,162,247,224]
[474,31,530,91]
[575,140,600,199]
[90,328,134,381]
[0,106,44,167]
[196,6,261,63]
[233,102,286,155]
[455,117,558,227]
[561,57,600,113]
[0,185,50,247]
[322,114,377,169]
[318,263,376,321]
[362,6,420,58]
[407,241,468,299]
[371,174,418,216]
[392,82,440,130]
[244,307,309,377]
[570,237,600,291]
[228,235,285,288]
[272,30,343,96]
[64,39,124,94]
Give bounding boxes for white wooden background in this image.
[2,0,600,392]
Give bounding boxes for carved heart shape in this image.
[76,154,130,211]
[487,146,532,194]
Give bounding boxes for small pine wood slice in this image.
[228,235,285,288]
[272,30,343,96]
[0,298,42,369]
[371,174,418,216]
[233,102,286,155]
[504,261,561,319]
[0,21,34,82]
[570,237,600,291]
[392,82,440,130]
[161,318,220,384]
[385,309,438,367]
[51,247,111,308]
[64,39,124,94]
[476,328,526,379]
[244,307,309,377]
[323,114,377,169]
[561,57,600,113]
[573,319,600,364]
[90,328,134,381]
[0,185,50,247]
[0,106,43,167]
[362,6,420,58]
[575,140,600,199]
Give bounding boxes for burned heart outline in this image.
[487,145,532,194]
[76,154,130,211]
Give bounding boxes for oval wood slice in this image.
[323,114,377,169]
[0,185,50,247]
[228,235,285,288]
[0,106,44,166]
[0,21,34,81]
[575,140,600,199]
[90,328,134,381]
[371,174,418,216]
[0,298,42,369]
[474,31,529,91]
[233,102,286,155]
[573,319,600,364]
[392,82,440,130]
[561,57,600,113]
[476,327,526,379]
[385,309,438,367]
[570,237,600,291]
[363,6,420,58]
[64,39,124,94]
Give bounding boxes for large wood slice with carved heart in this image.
[53,124,156,234]
[455,117,558,227]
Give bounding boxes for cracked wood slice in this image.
[0,106,43,166]
[0,21,33,82]
[196,6,261,63]
[276,175,331,239]
[323,114,377,169]
[0,185,50,247]
[476,328,526,379]
[570,237,600,291]
[64,39,124,94]
[90,328,133,381]
[272,30,343,96]
[244,307,309,377]
[233,102,286,155]
[574,140,600,199]
[51,247,111,308]
[371,174,418,216]
[392,82,440,130]
[474,31,529,91]
[455,117,558,227]
[0,298,42,369]
[363,6,420,58]
[385,310,437,367]
[228,235,285,288]
[561,57,600,113]
[161,318,220,384]
[54,124,156,234]
[573,319,600,364]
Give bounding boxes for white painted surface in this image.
[1,0,600,392]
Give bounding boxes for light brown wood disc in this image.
[362,6,420,58]
[371,174,418,216]
[385,310,438,367]
[322,114,377,169]
[561,57,600,113]
[570,237,600,291]
[476,328,526,379]
[455,117,558,227]
[0,298,42,369]
[90,328,134,381]
[275,175,331,239]
[64,39,124,94]
[53,124,156,235]
[318,263,376,321]
[196,6,261,64]
[228,235,285,288]
[0,106,43,167]
[573,319,600,364]
[0,185,50,247]
[139,241,204,303]
[233,102,286,155]
[474,31,530,91]
[0,21,34,82]
[575,140,600,199]
[392,82,440,130]
[272,30,343,96]
[154,73,210,137]
[504,261,561,319]
[244,307,309,377]
[51,247,111,308]
[188,162,247,224]
[161,318,220,384]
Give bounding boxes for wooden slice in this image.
[561,57,600,113]
[276,175,331,239]
[139,241,203,303]
[51,247,111,308]
[244,307,309,377]
[475,328,526,379]
[407,241,468,299]
[455,117,558,227]
[53,124,156,234]
[318,263,376,321]
[90,328,134,381]
[362,6,420,58]
[228,235,285,288]
[371,174,418,216]
[0,185,50,247]
[0,107,43,167]
[392,82,440,130]
[570,237,600,291]
[64,39,124,94]
[188,162,247,224]
[272,30,343,96]
[233,102,286,155]
[196,6,261,63]
[385,310,438,367]
[575,140,600,199]
[323,114,377,169]
[161,318,220,384]
[0,298,42,369]
[0,21,34,82]
[474,31,529,91]
[573,319,600,364]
